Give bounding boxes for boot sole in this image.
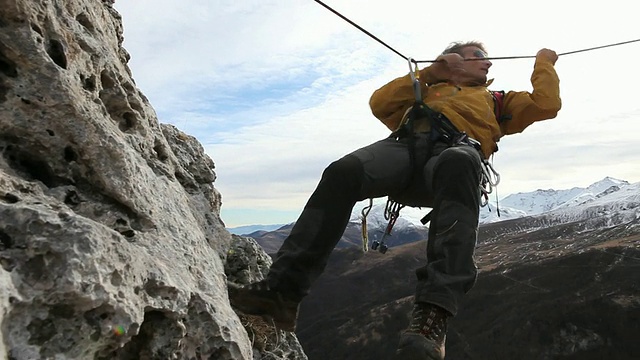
[395,333,445,360]
[228,283,298,332]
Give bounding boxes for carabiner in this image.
[407,57,422,102]
[483,160,501,187]
[408,57,419,81]
[360,199,373,252]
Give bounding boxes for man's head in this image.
[442,41,492,85]
[442,41,487,57]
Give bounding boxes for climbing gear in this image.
[388,58,431,180]
[227,280,300,332]
[435,127,502,207]
[360,198,373,252]
[395,303,449,360]
[360,58,504,252]
[390,58,443,140]
[370,199,405,254]
[361,59,427,253]
[480,156,500,207]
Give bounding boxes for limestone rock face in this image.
[0,0,304,359]
[225,235,309,360]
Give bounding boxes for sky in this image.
[114,0,640,228]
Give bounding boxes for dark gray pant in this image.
[267,133,482,316]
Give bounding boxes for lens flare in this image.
[113,325,126,336]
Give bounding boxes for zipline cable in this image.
[557,38,640,57]
[312,0,407,60]
[427,38,640,63]
[312,0,640,63]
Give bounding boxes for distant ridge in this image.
[227,223,287,235]
[240,177,638,252]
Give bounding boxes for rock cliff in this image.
[0,0,304,359]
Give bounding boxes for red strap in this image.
[491,90,510,123]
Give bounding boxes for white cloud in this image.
[115,0,640,227]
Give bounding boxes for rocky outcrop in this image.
[225,235,308,360]
[0,0,305,359]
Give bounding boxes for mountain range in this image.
[294,202,640,360]
[236,177,639,253]
[228,176,640,359]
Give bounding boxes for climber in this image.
[228,41,561,359]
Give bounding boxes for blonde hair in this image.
[442,41,487,56]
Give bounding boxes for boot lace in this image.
[408,304,448,343]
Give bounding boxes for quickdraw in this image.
[479,157,500,207]
[370,199,405,254]
[360,198,373,252]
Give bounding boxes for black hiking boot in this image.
[395,303,450,360]
[227,280,300,332]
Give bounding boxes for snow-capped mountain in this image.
[231,177,639,242]
[351,177,637,229]
[480,177,631,223]
[542,179,640,226]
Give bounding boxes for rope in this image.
[312,0,640,63]
[418,38,640,63]
[312,0,407,60]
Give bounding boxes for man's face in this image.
[459,46,492,85]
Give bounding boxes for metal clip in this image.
[360,199,373,252]
[483,160,501,188]
[371,199,405,254]
[408,57,421,102]
[479,159,500,206]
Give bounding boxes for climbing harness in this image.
[361,58,502,253]
[362,59,422,253]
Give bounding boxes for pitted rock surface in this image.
[0,0,306,359]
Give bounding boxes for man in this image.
[229,41,561,359]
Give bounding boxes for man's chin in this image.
[467,77,487,86]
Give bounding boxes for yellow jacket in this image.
[369,58,561,158]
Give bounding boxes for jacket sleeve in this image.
[501,58,562,134]
[369,73,417,131]
[369,67,437,131]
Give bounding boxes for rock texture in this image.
[0,0,305,359]
[225,235,308,360]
